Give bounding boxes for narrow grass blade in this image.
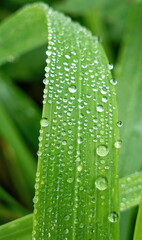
[31,4,119,240]
[0,214,33,240]
[0,71,41,150]
[115,3,142,239]
[116,2,142,178]
[0,187,28,216]
[120,172,142,211]
[0,102,36,206]
[133,197,142,240]
[0,4,48,66]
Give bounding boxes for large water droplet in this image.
[114,140,122,149]
[40,118,49,127]
[95,176,108,191]
[68,85,77,93]
[96,145,109,156]
[108,212,119,223]
[96,105,104,113]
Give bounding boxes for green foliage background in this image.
[0,0,142,239]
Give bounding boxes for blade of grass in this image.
[0,71,41,150]
[120,172,142,211]
[116,2,142,178]
[0,214,33,240]
[28,3,120,240]
[133,197,142,240]
[0,102,36,207]
[115,3,142,239]
[0,187,28,216]
[0,171,142,238]
[0,4,48,66]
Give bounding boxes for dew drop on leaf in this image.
[40,118,49,127]
[67,177,74,183]
[95,176,108,191]
[114,140,122,149]
[96,145,109,157]
[68,85,77,93]
[108,212,119,223]
[117,121,123,127]
[108,63,114,70]
[96,105,104,112]
[110,78,117,86]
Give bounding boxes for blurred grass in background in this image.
[0,0,142,239]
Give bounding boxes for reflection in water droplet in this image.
[108,212,119,223]
[68,85,77,93]
[40,118,49,127]
[96,105,104,112]
[96,145,109,157]
[117,121,123,127]
[114,140,122,149]
[95,176,108,190]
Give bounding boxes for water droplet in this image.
[68,85,77,93]
[108,212,119,223]
[108,63,114,70]
[43,78,49,85]
[77,165,82,171]
[67,177,74,183]
[95,176,108,190]
[96,105,104,112]
[114,140,122,149]
[96,145,109,157]
[64,229,69,234]
[102,97,107,103]
[65,54,71,59]
[117,121,123,127]
[62,140,67,145]
[110,78,117,85]
[40,118,49,127]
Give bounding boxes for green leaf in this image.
[20,3,121,240]
[0,4,48,66]
[134,197,142,240]
[0,102,36,206]
[0,214,33,240]
[120,172,142,211]
[0,187,28,216]
[116,2,142,178]
[115,3,142,239]
[0,71,41,150]
[1,169,142,239]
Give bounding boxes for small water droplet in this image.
[68,85,77,93]
[102,97,107,103]
[77,165,82,171]
[96,105,104,112]
[96,145,109,157]
[117,121,123,127]
[95,176,108,190]
[108,63,114,70]
[40,118,49,127]
[67,177,74,183]
[114,140,122,149]
[108,212,119,223]
[110,78,117,85]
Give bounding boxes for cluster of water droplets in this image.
[32,5,120,240]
